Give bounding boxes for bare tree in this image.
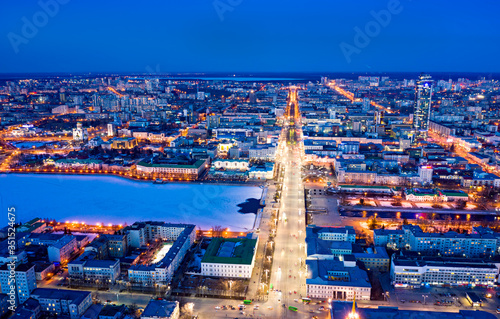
[212,225,224,238]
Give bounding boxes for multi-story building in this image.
[12,298,42,319]
[105,235,128,258]
[201,236,258,278]
[211,159,249,171]
[331,302,496,319]
[353,246,390,272]
[136,158,209,180]
[404,188,469,202]
[98,304,126,319]
[123,222,195,248]
[123,223,147,248]
[30,288,92,319]
[306,259,371,301]
[128,224,196,286]
[336,169,377,184]
[24,233,77,263]
[68,259,120,284]
[141,300,179,319]
[306,226,357,260]
[248,162,275,180]
[0,237,28,266]
[0,294,9,318]
[22,233,66,246]
[106,137,138,149]
[338,141,360,154]
[249,144,276,160]
[310,225,356,243]
[0,263,37,305]
[374,225,498,257]
[373,229,405,249]
[391,256,498,288]
[413,74,433,137]
[47,235,77,263]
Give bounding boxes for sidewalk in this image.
[246,183,276,300]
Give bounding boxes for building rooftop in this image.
[142,300,178,318]
[306,259,371,288]
[31,288,90,305]
[26,232,65,242]
[202,237,257,265]
[331,302,496,319]
[137,159,206,169]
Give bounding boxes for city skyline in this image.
[2,1,500,318]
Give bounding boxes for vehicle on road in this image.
[288,306,298,312]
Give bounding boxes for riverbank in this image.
[0,168,265,187]
[0,174,263,230]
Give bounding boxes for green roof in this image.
[201,238,257,265]
[406,189,437,196]
[438,190,468,197]
[138,159,205,169]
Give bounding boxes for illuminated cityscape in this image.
[1,1,500,319]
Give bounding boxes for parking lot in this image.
[386,286,500,316]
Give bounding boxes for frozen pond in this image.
[0,174,263,230]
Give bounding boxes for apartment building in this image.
[47,235,77,263]
[30,288,92,319]
[105,235,128,258]
[391,256,498,288]
[128,224,196,285]
[0,263,36,305]
[68,259,120,284]
[374,225,499,258]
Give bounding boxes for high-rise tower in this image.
[413,74,433,137]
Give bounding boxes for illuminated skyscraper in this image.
[413,74,433,137]
[249,90,256,104]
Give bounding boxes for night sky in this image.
[1,0,499,73]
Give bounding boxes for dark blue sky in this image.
[1,0,499,73]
